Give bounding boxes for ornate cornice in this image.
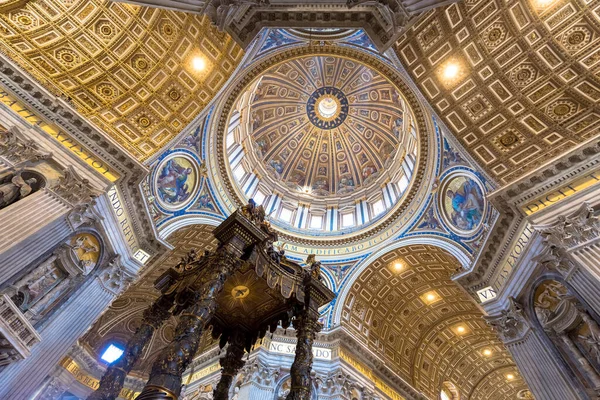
[492,138,600,210]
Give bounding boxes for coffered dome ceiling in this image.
[224,54,421,236]
[244,56,410,197]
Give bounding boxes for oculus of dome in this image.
[307,86,349,129]
[214,47,431,246]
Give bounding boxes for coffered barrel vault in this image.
[394,0,600,185]
[0,0,243,160]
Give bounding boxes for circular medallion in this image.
[231,285,250,299]
[439,172,486,235]
[306,87,349,129]
[154,154,199,210]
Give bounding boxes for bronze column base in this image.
[286,308,322,400]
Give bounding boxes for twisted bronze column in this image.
[136,249,238,400]
[88,294,174,400]
[286,307,322,400]
[213,333,246,400]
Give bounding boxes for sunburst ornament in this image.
[231,285,250,299]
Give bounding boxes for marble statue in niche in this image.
[0,171,38,210]
[533,280,600,388]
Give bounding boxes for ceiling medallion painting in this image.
[0,0,243,160]
[439,171,486,235]
[152,152,202,211]
[306,86,349,129]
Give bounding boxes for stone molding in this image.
[116,0,455,51]
[493,139,600,210]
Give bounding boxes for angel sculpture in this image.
[268,242,286,264]
[0,172,37,210]
[305,254,322,281]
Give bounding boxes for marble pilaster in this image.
[0,273,121,399]
[486,298,584,400]
[0,189,72,285]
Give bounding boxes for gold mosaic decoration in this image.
[395,0,600,185]
[0,0,243,160]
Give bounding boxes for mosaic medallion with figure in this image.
[439,172,485,235]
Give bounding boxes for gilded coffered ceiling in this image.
[341,245,528,399]
[394,0,600,186]
[83,224,219,376]
[0,0,243,160]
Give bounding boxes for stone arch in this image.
[333,235,471,326]
[337,242,528,399]
[157,214,222,240]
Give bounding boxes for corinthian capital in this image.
[535,202,600,249]
[52,165,102,206]
[98,256,134,294]
[484,297,529,342]
[0,126,51,165]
